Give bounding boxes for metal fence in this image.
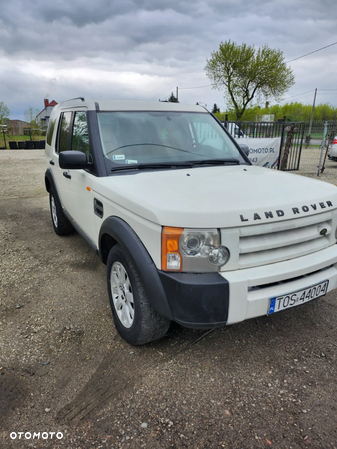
[224,120,307,171]
[224,120,286,140]
[303,120,337,146]
[297,121,336,177]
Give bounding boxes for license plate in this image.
[269,280,329,314]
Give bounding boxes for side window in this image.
[46,119,56,146]
[72,112,90,155]
[58,112,72,153]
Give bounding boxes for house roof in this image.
[8,119,30,125]
[37,99,58,118]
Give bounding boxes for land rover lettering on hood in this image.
[240,200,334,222]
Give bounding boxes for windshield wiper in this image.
[111,158,241,172]
[107,143,197,156]
[191,158,241,166]
[111,162,193,172]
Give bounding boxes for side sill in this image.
[63,209,98,252]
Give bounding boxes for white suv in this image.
[45,98,337,345]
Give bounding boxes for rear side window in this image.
[46,119,56,146]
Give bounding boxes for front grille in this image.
[237,212,334,269]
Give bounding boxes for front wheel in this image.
[107,244,170,345]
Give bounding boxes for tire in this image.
[49,188,74,236]
[107,244,170,345]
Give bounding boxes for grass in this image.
[308,132,323,139]
[0,134,46,149]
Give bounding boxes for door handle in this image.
[63,172,71,179]
[49,160,55,165]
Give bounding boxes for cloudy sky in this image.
[1,0,337,120]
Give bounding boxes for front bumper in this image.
[224,244,337,324]
[158,245,337,328]
[159,271,229,328]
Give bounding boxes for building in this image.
[37,99,58,129]
[7,119,30,136]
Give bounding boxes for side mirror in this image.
[239,144,250,157]
[59,151,93,170]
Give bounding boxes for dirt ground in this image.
[1,150,337,449]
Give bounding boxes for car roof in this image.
[58,98,207,113]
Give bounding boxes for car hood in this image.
[94,165,337,228]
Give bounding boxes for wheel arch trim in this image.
[45,168,60,201]
[99,216,173,320]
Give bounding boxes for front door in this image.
[53,110,98,246]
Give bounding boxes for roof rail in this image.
[67,97,85,102]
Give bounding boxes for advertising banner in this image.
[235,137,281,168]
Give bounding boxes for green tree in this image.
[24,106,39,125]
[315,103,334,121]
[205,40,295,120]
[221,102,337,123]
[212,103,220,114]
[0,101,10,125]
[24,107,40,137]
[168,92,179,103]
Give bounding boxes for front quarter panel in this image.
[99,216,173,320]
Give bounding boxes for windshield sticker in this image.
[126,159,138,164]
[161,129,168,140]
[113,154,125,160]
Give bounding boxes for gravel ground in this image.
[296,145,337,183]
[1,150,337,449]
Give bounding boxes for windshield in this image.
[97,111,246,168]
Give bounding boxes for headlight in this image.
[162,227,230,272]
[181,231,213,256]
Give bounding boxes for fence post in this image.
[317,121,328,176]
[280,123,297,170]
[295,123,306,170]
[306,88,317,148]
[277,118,287,170]
[0,125,7,149]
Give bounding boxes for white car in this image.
[328,136,337,161]
[221,122,247,138]
[45,98,337,345]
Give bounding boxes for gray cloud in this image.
[1,0,337,119]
